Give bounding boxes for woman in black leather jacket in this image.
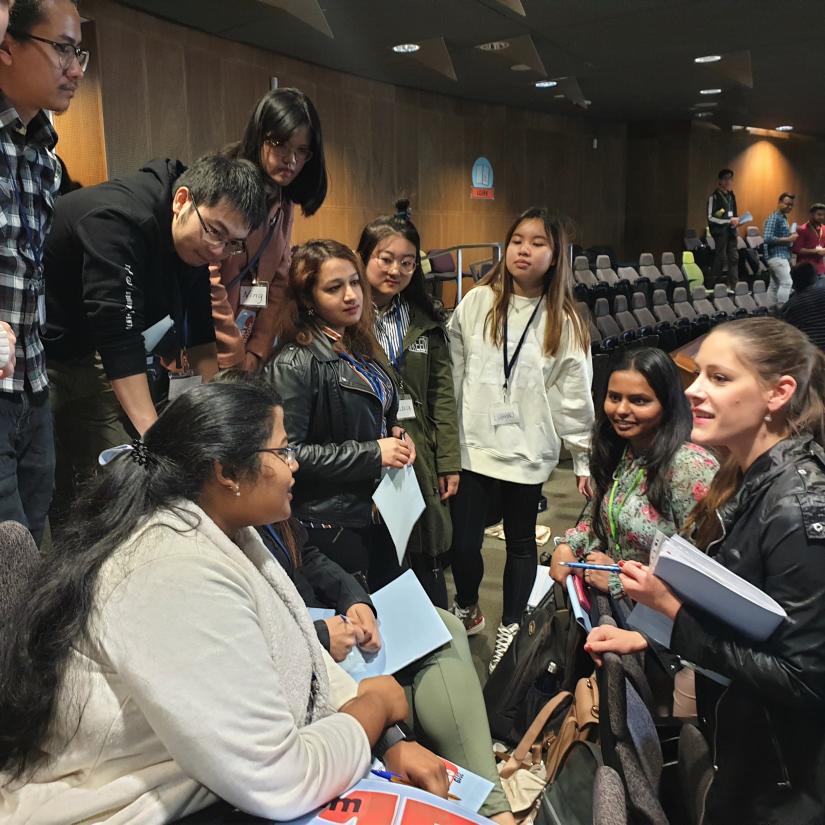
[586,317,825,825]
[263,239,416,591]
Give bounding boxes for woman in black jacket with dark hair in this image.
[587,318,825,825]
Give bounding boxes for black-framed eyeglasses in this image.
[264,137,313,164]
[8,30,90,73]
[254,446,297,466]
[373,252,417,276]
[190,197,246,256]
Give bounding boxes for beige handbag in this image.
[497,674,600,819]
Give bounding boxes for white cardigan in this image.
[448,286,594,483]
[0,503,371,824]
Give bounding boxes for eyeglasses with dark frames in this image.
[190,197,246,256]
[8,30,90,73]
[264,137,313,164]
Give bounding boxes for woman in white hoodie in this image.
[0,380,450,823]
[448,208,594,672]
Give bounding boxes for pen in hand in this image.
[560,561,622,573]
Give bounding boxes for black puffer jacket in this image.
[671,435,825,824]
[263,334,397,529]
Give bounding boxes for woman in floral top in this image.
[551,348,718,596]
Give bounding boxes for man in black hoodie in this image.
[43,154,265,517]
[707,167,740,290]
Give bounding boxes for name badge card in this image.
[240,282,268,308]
[168,372,203,402]
[490,403,521,427]
[396,394,415,420]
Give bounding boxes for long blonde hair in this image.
[685,317,825,548]
[479,207,589,356]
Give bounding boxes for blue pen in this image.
[560,561,622,573]
[371,768,403,781]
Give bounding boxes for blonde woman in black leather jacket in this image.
[586,317,825,825]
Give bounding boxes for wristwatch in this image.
[373,721,415,761]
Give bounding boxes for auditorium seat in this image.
[691,286,717,317]
[683,229,700,252]
[733,282,758,313]
[712,284,740,315]
[574,256,599,287]
[594,298,625,346]
[752,279,775,309]
[660,252,685,284]
[613,295,639,333]
[617,266,639,284]
[631,292,657,328]
[745,226,764,249]
[681,252,704,290]
[651,289,678,324]
[672,287,698,320]
[638,253,662,281]
[736,233,747,252]
[596,255,619,285]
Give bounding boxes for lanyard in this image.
[502,297,543,393]
[607,450,646,548]
[228,211,280,292]
[1,140,44,274]
[339,352,389,410]
[262,523,293,570]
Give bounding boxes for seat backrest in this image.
[672,287,697,319]
[594,299,622,338]
[681,251,704,289]
[736,234,747,250]
[631,292,657,327]
[734,281,757,311]
[617,266,639,283]
[746,225,765,249]
[574,255,598,286]
[713,283,737,313]
[652,289,678,323]
[692,287,716,316]
[660,251,684,282]
[0,521,39,629]
[751,279,774,308]
[426,249,455,274]
[613,295,638,331]
[596,255,619,284]
[577,301,601,342]
[638,252,661,280]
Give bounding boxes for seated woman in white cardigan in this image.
[0,380,465,823]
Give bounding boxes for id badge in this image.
[38,293,47,327]
[396,394,415,420]
[168,371,202,402]
[727,211,733,218]
[490,402,521,427]
[240,282,268,308]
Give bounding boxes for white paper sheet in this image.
[527,565,553,609]
[372,464,425,564]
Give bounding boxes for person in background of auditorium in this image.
[264,240,416,592]
[781,262,825,352]
[707,168,740,290]
[585,318,825,825]
[356,200,460,608]
[763,192,797,304]
[0,380,461,822]
[792,202,825,277]
[0,0,85,543]
[447,207,594,673]
[550,348,718,596]
[212,88,328,372]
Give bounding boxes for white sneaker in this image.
[489,622,519,674]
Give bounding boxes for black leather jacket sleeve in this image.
[269,356,382,483]
[671,495,825,710]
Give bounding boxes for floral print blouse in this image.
[565,442,719,593]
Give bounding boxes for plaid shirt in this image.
[763,209,792,261]
[0,96,60,394]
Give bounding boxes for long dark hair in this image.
[590,348,692,548]
[0,380,284,779]
[227,87,327,216]
[479,207,589,356]
[356,198,441,322]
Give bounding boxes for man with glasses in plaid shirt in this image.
[0,0,84,544]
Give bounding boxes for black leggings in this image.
[450,470,543,625]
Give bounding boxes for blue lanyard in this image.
[339,353,389,409]
[387,309,407,371]
[263,523,292,569]
[1,140,44,275]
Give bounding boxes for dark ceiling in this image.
[117,0,823,136]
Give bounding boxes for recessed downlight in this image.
[700,88,722,95]
[694,112,713,118]
[693,101,718,108]
[695,54,721,63]
[776,125,794,132]
[510,63,531,71]
[392,43,420,54]
[535,79,558,88]
[477,40,510,51]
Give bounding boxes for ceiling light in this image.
[776,125,794,132]
[695,55,721,63]
[700,88,722,95]
[693,112,713,118]
[693,101,718,108]
[510,63,531,71]
[477,40,510,51]
[554,93,565,99]
[392,43,420,54]
[535,79,558,88]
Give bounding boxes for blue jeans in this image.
[0,390,55,545]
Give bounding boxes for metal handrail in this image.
[424,242,503,304]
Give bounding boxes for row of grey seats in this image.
[573,253,685,287]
